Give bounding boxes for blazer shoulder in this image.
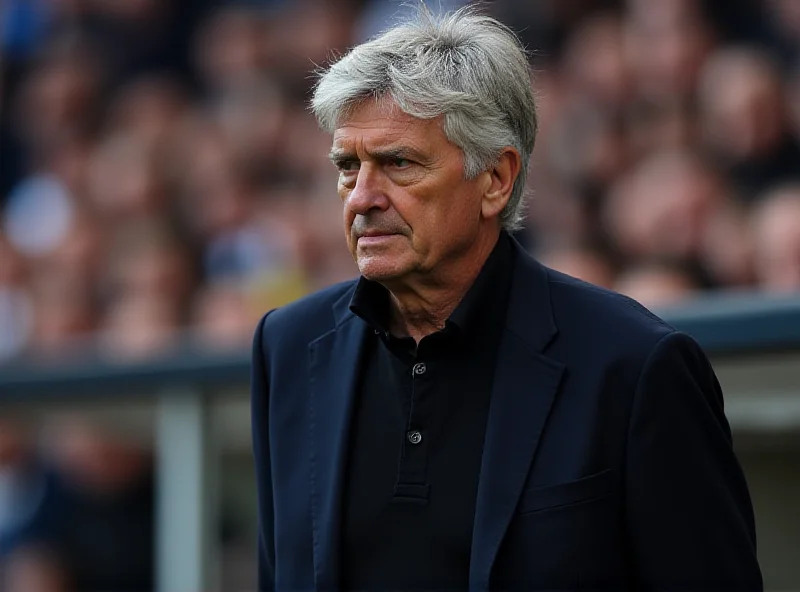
[545,267,676,350]
[256,279,358,347]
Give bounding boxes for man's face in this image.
[331,98,487,285]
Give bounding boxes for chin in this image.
[357,258,410,283]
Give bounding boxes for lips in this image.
[357,233,398,244]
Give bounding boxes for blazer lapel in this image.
[469,248,565,592]
[308,289,369,591]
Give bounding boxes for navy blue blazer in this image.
[250,240,762,591]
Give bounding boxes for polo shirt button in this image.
[412,362,426,376]
[407,430,423,445]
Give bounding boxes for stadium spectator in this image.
[623,0,714,104]
[602,149,726,265]
[0,422,45,557]
[4,419,154,592]
[698,46,800,201]
[614,260,702,308]
[538,246,616,289]
[751,184,800,292]
[2,544,70,592]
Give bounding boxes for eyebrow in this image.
[328,146,428,163]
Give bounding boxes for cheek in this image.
[440,189,482,228]
[343,210,360,253]
[409,198,474,252]
[343,208,354,236]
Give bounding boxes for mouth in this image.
[357,233,399,244]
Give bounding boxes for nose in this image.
[345,163,390,215]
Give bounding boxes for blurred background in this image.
[0,0,799,590]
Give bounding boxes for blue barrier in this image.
[1,291,799,398]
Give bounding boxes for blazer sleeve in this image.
[625,330,762,591]
[251,312,276,592]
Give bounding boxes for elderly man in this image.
[250,7,761,591]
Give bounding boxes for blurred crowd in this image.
[1,0,800,588]
[0,418,153,592]
[1,0,800,367]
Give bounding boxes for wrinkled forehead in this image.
[331,96,446,152]
[334,95,436,132]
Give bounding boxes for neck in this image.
[386,229,501,342]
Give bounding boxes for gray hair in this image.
[311,4,537,231]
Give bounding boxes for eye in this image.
[390,157,412,168]
[335,159,360,172]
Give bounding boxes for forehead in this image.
[332,98,446,151]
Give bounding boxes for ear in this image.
[481,147,522,221]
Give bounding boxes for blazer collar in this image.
[469,242,565,591]
[503,237,559,352]
[331,281,358,328]
[308,291,367,590]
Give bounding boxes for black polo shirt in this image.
[342,232,515,591]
